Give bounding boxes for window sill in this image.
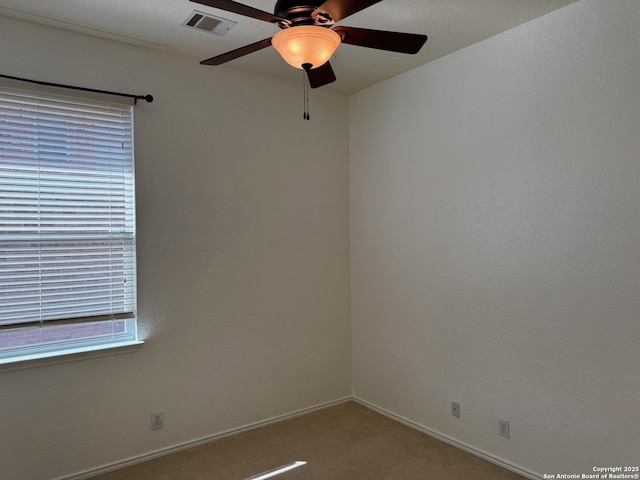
[0,340,144,373]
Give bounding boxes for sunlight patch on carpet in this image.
[244,461,307,480]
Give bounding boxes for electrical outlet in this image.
[499,419,510,438]
[151,412,163,431]
[451,402,460,418]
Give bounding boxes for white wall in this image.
[0,17,351,480]
[350,0,639,476]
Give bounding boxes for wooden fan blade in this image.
[312,0,381,23]
[307,62,337,88]
[200,37,273,65]
[333,26,427,54]
[190,0,285,25]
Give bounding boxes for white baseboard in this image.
[353,397,542,480]
[54,396,540,480]
[53,396,352,480]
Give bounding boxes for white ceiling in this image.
[0,0,577,94]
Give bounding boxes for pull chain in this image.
[302,64,312,120]
[302,69,307,120]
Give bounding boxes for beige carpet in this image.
[92,401,524,480]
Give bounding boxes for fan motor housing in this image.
[274,0,326,26]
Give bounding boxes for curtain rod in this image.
[0,74,153,104]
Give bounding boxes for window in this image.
[0,87,138,362]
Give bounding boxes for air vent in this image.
[182,10,237,36]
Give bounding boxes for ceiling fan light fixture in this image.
[272,26,341,70]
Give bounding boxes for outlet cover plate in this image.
[452,402,460,418]
[499,418,510,438]
[151,412,164,431]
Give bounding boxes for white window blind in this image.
[0,87,137,356]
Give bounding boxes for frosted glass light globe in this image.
[272,26,341,70]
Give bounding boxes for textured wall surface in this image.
[0,16,351,480]
[3,1,640,478]
[350,0,640,476]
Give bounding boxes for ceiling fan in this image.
[190,0,428,88]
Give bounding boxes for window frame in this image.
[0,85,141,366]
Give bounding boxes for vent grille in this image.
[186,13,203,27]
[182,10,236,36]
